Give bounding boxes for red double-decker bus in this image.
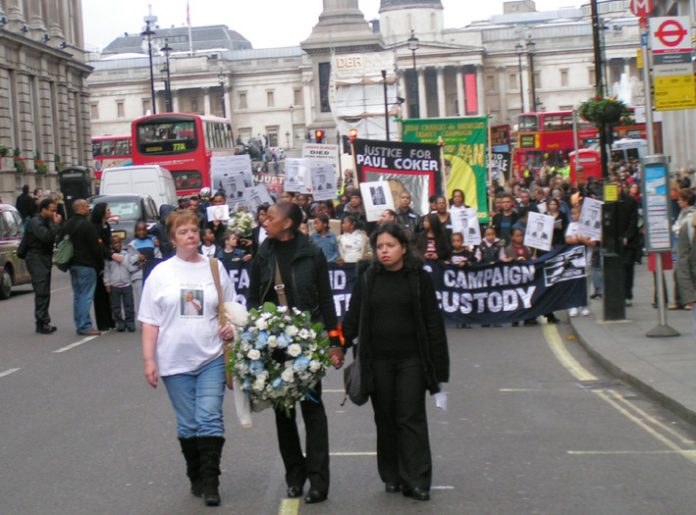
[131,113,235,197]
[513,110,660,179]
[91,135,132,186]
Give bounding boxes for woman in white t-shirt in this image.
[139,209,236,507]
[565,204,594,317]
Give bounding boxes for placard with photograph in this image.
[460,208,481,246]
[243,185,274,213]
[360,180,394,222]
[211,155,253,190]
[206,204,230,223]
[284,158,309,193]
[309,160,337,201]
[525,211,554,251]
[578,197,603,241]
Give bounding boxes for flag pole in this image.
[187,1,194,56]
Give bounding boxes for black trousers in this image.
[94,274,114,330]
[274,381,330,494]
[109,285,135,329]
[25,252,52,327]
[370,356,432,490]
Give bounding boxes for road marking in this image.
[543,325,598,382]
[53,335,99,353]
[432,485,456,490]
[604,389,695,445]
[329,452,376,456]
[568,450,696,456]
[0,368,20,379]
[278,498,300,515]
[499,388,545,393]
[323,389,345,393]
[595,389,696,466]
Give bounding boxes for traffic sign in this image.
[650,17,692,53]
[629,0,654,17]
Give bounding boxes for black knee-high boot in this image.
[197,436,225,506]
[178,438,203,497]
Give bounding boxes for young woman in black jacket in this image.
[414,213,451,262]
[342,223,450,502]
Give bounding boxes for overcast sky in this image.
[82,0,587,52]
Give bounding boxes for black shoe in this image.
[512,322,519,327]
[304,489,327,504]
[546,314,560,324]
[116,325,125,332]
[523,319,538,327]
[590,293,602,299]
[402,487,430,501]
[126,326,136,332]
[286,486,303,498]
[385,483,401,493]
[197,436,224,507]
[36,325,54,334]
[179,438,203,498]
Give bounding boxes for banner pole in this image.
[351,141,359,188]
[438,135,447,196]
[487,114,494,215]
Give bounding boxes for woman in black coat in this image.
[342,223,450,502]
[90,202,115,331]
[414,213,451,262]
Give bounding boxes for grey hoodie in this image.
[104,249,138,287]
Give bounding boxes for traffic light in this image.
[315,129,325,144]
[349,128,358,142]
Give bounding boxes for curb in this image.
[570,316,696,427]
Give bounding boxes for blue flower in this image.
[276,334,289,349]
[241,331,252,341]
[249,360,265,376]
[255,331,268,349]
[293,356,311,372]
[242,379,251,391]
[272,377,284,390]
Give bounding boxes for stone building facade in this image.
[0,0,92,201]
[86,1,650,157]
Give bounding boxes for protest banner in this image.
[352,138,441,215]
[525,212,554,251]
[402,117,490,223]
[226,245,586,325]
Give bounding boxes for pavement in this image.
[571,261,696,426]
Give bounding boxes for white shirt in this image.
[138,255,236,376]
[200,243,216,258]
[338,230,368,263]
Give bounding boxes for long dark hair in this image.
[423,213,444,236]
[91,202,108,224]
[370,223,421,270]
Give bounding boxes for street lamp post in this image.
[526,38,537,112]
[381,69,389,141]
[141,20,156,114]
[218,69,226,118]
[407,29,420,118]
[160,38,173,112]
[289,105,295,149]
[515,42,525,112]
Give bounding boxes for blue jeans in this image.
[162,356,226,439]
[69,265,97,332]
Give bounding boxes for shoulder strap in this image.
[209,258,227,325]
[274,259,289,306]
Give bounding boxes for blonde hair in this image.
[166,209,201,239]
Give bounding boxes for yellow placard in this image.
[604,184,618,202]
[637,49,643,70]
[654,74,696,111]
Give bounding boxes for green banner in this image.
[402,117,489,223]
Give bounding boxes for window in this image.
[116,100,125,118]
[560,69,569,87]
[267,90,275,108]
[142,99,152,116]
[318,62,331,113]
[508,73,518,90]
[293,88,303,106]
[588,67,596,86]
[266,126,279,147]
[533,72,541,89]
[485,75,496,91]
[238,91,247,109]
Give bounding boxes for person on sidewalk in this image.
[670,188,696,310]
[617,186,640,307]
[24,198,62,334]
[62,199,104,336]
[248,201,344,505]
[565,204,592,317]
[104,235,137,332]
[15,184,36,225]
[139,209,236,507]
[342,223,450,502]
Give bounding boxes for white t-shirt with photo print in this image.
[138,255,236,376]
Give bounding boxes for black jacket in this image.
[25,215,61,256]
[248,232,339,343]
[61,214,104,270]
[342,264,450,395]
[15,192,35,220]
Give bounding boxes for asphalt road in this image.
[2,272,696,514]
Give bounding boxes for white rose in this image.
[287,344,302,358]
[252,379,265,391]
[268,335,277,348]
[247,349,261,360]
[255,319,268,330]
[224,302,248,327]
[281,368,295,382]
[285,326,299,337]
[309,360,322,373]
[309,330,317,339]
[298,329,310,340]
[277,306,288,314]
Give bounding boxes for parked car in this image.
[0,204,31,300]
[88,193,160,244]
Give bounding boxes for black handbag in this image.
[342,347,368,406]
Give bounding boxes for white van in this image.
[100,165,178,210]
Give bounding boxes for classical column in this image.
[223,89,230,119]
[172,91,180,112]
[27,0,47,40]
[399,72,408,115]
[418,68,428,119]
[456,68,465,117]
[47,0,65,41]
[5,0,25,31]
[497,67,508,122]
[203,89,211,115]
[436,67,446,118]
[303,79,313,128]
[476,66,485,116]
